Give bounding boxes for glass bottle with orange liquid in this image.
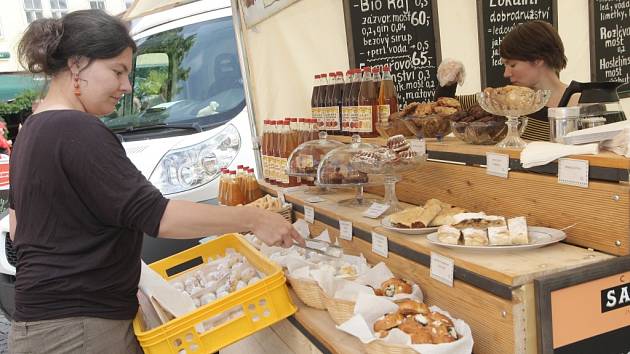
[378,64,399,126]
[357,67,379,138]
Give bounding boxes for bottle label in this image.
[313,107,323,130]
[357,106,373,133]
[341,106,350,132]
[262,155,268,178]
[329,107,340,131]
[350,106,358,133]
[378,105,390,124]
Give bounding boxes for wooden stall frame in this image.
[535,256,630,354]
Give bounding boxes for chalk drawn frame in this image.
[589,0,630,98]
[476,0,558,89]
[342,0,442,80]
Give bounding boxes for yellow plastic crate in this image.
[133,233,296,354]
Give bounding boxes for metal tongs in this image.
[293,238,344,258]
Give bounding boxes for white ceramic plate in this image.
[426,226,566,252]
[381,216,439,235]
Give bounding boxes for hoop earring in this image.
[73,72,81,96]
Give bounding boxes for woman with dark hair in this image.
[499,20,579,140]
[9,10,302,353]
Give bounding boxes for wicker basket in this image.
[323,294,356,325]
[275,203,293,223]
[365,339,418,354]
[286,274,327,310]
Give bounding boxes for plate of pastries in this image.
[381,198,466,235]
[427,213,566,252]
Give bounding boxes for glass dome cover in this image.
[286,131,344,177]
[316,135,378,186]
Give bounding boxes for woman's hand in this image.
[246,207,305,248]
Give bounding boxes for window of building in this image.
[50,0,68,19]
[23,0,44,23]
[90,0,105,9]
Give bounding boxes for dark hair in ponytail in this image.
[18,9,136,75]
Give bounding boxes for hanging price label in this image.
[486,152,509,178]
[372,232,388,258]
[430,252,454,287]
[339,220,353,241]
[558,158,589,188]
[304,206,314,223]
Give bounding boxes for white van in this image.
[0,0,257,318]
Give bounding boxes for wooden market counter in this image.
[256,136,630,354]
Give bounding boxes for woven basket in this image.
[286,275,327,310]
[276,203,293,223]
[323,294,356,325]
[365,339,418,354]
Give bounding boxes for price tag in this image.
[306,196,326,203]
[371,232,388,258]
[410,139,426,156]
[558,158,589,188]
[430,252,454,287]
[339,220,353,241]
[277,191,286,204]
[486,152,509,178]
[362,203,390,219]
[304,205,315,224]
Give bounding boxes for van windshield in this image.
[102,16,245,132]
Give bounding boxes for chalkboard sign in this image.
[342,0,441,106]
[477,0,557,88]
[589,0,630,98]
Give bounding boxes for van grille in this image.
[5,233,16,267]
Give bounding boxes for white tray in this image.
[426,226,566,252]
[381,216,439,235]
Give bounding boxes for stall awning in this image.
[122,0,198,21]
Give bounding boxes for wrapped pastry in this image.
[488,225,511,246]
[508,216,529,245]
[436,225,461,245]
[389,207,425,228]
[452,212,488,229]
[381,278,413,297]
[416,203,442,228]
[430,206,466,226]
[462,228,489,246]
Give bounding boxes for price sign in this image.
[430,252,454,287]
[558,158,589,188]
[304,205,315,223]
[339,220,353,241]
[372,232,388,258]
[486,152,509,178]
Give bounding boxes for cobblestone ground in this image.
[0,312,9,353]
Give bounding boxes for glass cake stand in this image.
[476,89,550,149]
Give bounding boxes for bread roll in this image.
[395,299,429,316]
[381,278,412,297]
[410,327,434,344]
[373,312,404,332]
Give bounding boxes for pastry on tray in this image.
[389,207,425,228]
[488,225,511,246]
[462,227,489,246]
[507,216,529,245]
[436,225,461,244]
[429,206,466,226]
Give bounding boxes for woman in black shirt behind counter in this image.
[8,10,303,354]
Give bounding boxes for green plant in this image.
[0,89,38,115]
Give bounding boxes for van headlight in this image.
[149,124,240,195]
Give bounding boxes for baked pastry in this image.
[410,327,434,344]
[452,212,488,229]
[436,97,461,109]
[416,203,442,228]
[387,135,410,152]
[395,299,429,316]
[436,225,461,244]
[462,227,489,246]
[483,85,535,110]
[398,315,423,334]
[430,206,466,226]
[434,106,458,116]
[373,312,404,332]
[428,311,454,328]
[381,278,413,297]
[508,216,529,245]
[389,207,425,228]
[488,225,511,246]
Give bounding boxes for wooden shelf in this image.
[327,135,630,171]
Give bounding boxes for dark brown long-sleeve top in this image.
[9,110,169,321]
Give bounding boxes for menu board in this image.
[589,0,630,97]
[477,0,557,88]
[342,0,441,106]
